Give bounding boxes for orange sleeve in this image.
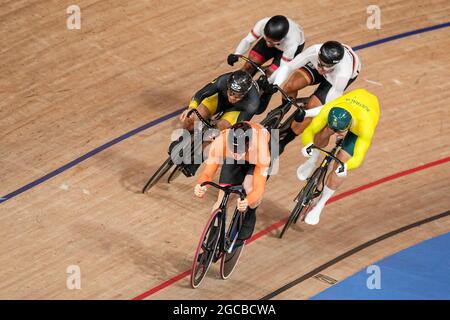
[197,132,224,185]
[246,128,270,206]
[247,166,268,206]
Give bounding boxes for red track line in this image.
[132,270,191,300]
[328,157,450,204]
[131,156,450,300]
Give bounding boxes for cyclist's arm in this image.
[247,132,270,207]
[279,45,297,68]
[234,18,266,55]
[189,78,220,109]
[235,32,259,55]
[197,162,220,185]
[197,134,224,184]
[301,110,328,146]
[324,72,352,103]
[346,132,373,170]
[305,105,324,117]
[270,45,319,85]
[247,165,268,207]
[235,92,260,120]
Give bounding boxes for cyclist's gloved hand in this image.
[237,197,248,212]
[227,54,239,66]
[294,108,306,122]
[335,163,347,177]
[180,108,192,122]
[258,76,278,95]
[256,75,268,91]
[301,142,314,158]
[194,184,207,198]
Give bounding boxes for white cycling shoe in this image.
[304,204,324,225]
[296,161,316,181]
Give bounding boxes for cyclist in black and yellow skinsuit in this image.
[172,70,268,177]
[180,70,264,131]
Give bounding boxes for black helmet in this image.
[264,15,289,41]
[319,41,345,65]
[227,70,253,96]
[228,122,253,155]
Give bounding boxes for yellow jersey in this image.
[302,88,380,170]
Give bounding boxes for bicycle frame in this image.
[309,139,345,197]
[201,182,246,257]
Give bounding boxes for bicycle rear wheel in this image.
[220,210,245,280]
[142,157,173,193]
[190,209,222,289]
[167,165,182,184]
[279,169,322,238]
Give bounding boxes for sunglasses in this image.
[264,36,282,46]
[317,58,336,70]
[227,89,245,99]
[331,127,348,133]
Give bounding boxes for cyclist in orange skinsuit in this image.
[194,121,271,245]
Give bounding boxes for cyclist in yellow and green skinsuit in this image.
[297,88,380,225]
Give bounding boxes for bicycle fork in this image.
[226,210,244,253]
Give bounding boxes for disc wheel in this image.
[220,211,245,279]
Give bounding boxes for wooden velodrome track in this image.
[1,0,449,299]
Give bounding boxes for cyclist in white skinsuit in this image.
[269,41,362,154]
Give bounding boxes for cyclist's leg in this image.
[268,42,304,78]
[296,125,333,181]
[290,78,328,135]
[266,49,283,77]
[244,38,277,76]
[327,132,356,190]
[217,162,256,243]
[256,48,296,115]
[237,167,261,242]
[277,65,318,154]
[291,72,359,138]
[281,67,312,100]
[305,133,355,225]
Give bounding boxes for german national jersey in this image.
[271,43,361,103]
[234,17,305,67]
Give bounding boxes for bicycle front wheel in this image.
[220,210,245,280]
[279,169,322,238]
[190,209,222,289]
[220,245,244,280]
[142,157,173,193]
